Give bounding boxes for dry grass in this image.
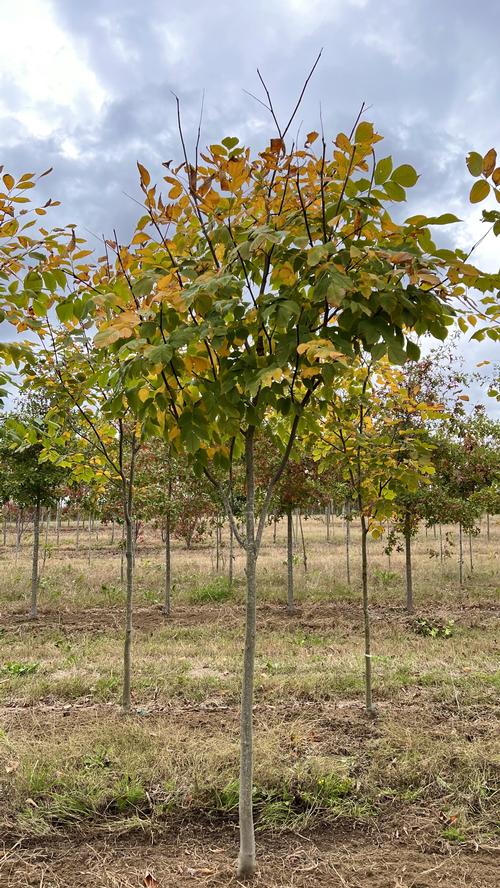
[0,515,498,885]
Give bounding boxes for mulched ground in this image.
[1,825,498,887]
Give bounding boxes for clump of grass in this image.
[189,576,233,603]
[2,661,39,676]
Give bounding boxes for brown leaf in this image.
[483,148,497,177]
[492,166,500,186]
[270,138,285,154]
[143,871,159,887]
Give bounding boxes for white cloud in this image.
[0,0,107,139]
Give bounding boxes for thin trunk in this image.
[404,512,413,614]
[120,522,125,584]
[298,512,307,573]
[87,515,92,566]
[458,523,464,587]
[30,497,41,619]
[111,520,115,545]
[439,524,443,571]
[76,510,80,551]
[122,510,134,713]
[326,503,330,542]
[433,524,437,540]
[216,518,220,573]
[486,513,490,541]
[15,513,21,560]
[3,514,6,547]
[469,533,473,573]
[286,507,294,614]
[45,508,50,548]
[56,500,61,547]
[272,516,277,544]
[360,514,373,715]
[345,500,351,586]
[164,510,171,616]
[238,427,257,880]
[228,520,234,590]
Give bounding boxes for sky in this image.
[1,0,499,411]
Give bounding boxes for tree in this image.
[311,357,439,712]
[1,402,64,618]
[42,96,475,876]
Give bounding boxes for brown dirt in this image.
[2,599,498,635]
[1,826,497,887]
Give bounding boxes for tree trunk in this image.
[122,510,134,713]
[3,514,6,547]
[360,514,373,716]
[30,497,41,620]
[228,519,234,590]
[237,427,257,880]
[458,523,464,587]
[56,500,61,547]
[404,512,413,614]
[439,524,444,571]
[45,508,50,548]
[164,509,171,616]
[469,533,473,573]
[326,503,330,542]
[120,523,125,584]
[87,514,92,566]
[345,500,351,586]
[272,517,277,544]
[286,507,294,614]
[486,512,490,541]
[299,512,307,573]
[76,510,80,551]
[216,518,220,573]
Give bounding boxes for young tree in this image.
[46,99,474,875]
[1,404,64,618]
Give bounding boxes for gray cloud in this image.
[2,0,499,411]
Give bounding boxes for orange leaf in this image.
[483,148,497,177]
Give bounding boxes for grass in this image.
[0,515,498,853]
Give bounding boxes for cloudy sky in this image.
[2,0,499,409]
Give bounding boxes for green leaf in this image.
[354,121,374,143]
[222,136,239,150]
[469,180,490,203]
[384,181,406,202]
[55,301,75,324]
[374,156,393,185]
[391,164,418,187]
[466,152,483,177]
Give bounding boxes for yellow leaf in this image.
[2,173,14,190]
[137,162,151,187]
[138,386,150,402]
[306,131,319,145]
[168,183,183,200]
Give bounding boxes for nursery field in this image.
[0,516,498,887]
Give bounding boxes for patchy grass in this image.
[0,515,498,873]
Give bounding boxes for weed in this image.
[2,661,39,676]
[413,617,454,638]
[189,576,233,603]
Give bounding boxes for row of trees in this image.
[1,77,499,874]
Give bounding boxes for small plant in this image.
[2,661,39,676]
[413,617,454,639]
[142,587,160,604]
[190,576,232,603]
[373,568,400,587]
[442,825,465,842]
[112,776,146,813]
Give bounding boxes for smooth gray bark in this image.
[164,509,171,616]
[345,500,351,586]
[286,507,294,614]
[458,523,464,587]
[404,513,413,614]
[237,427,257,880]
[360,514,373,715]
[30,497,41,619]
